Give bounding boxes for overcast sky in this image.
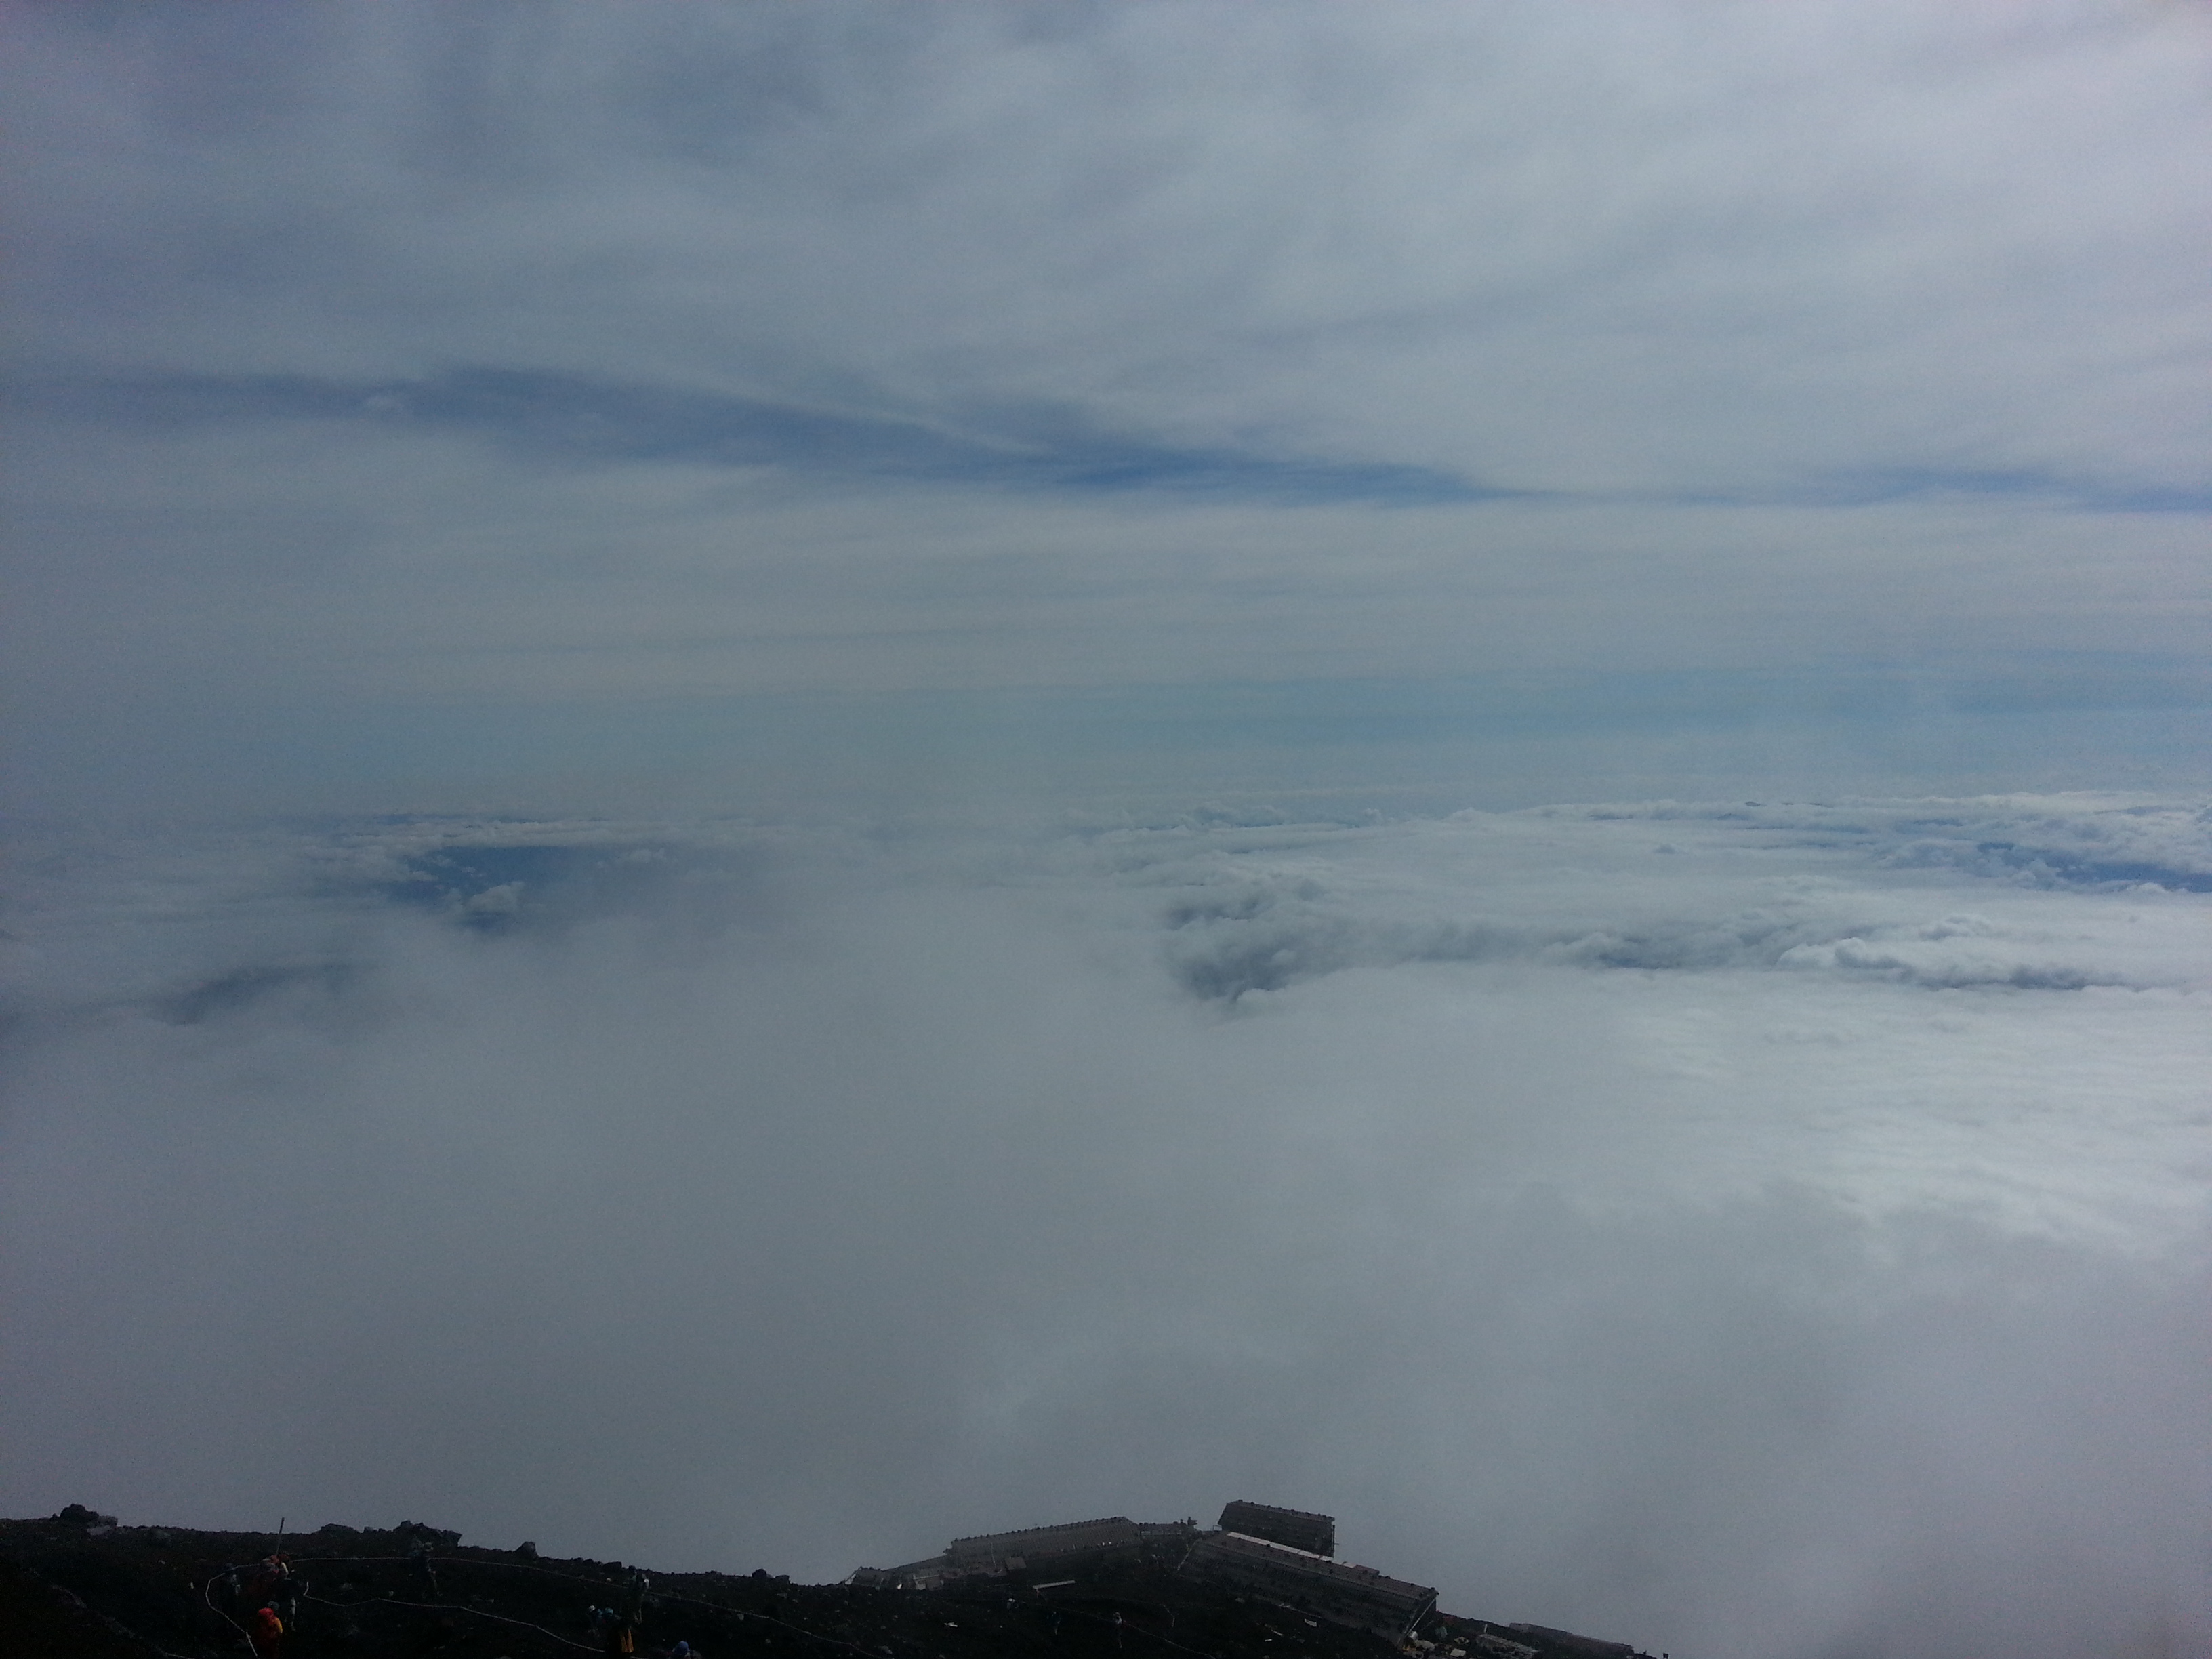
[6,0,2211,815]
[5,7,2212,1659]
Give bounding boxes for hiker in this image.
[250,1603,284,1658]
[409,1540,441,1600]
[611,1567,651,1647]
[261,1554,297,1624]
[594,1604,636,1657]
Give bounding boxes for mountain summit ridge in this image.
[0,1505,1651,1659]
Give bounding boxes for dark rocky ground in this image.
[0,1508,1645,1659]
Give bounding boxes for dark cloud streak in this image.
[28,366,2211,516]
[20,366,1507,506]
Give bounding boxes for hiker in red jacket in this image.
[250,1603,284,1657]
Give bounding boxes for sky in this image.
[3,5,2211,1658]
[6,0,2211,815]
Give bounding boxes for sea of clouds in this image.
[4,793,2208,1659]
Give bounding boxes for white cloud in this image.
[3,796,2206,1656]
[5,2,2209,819]
[10,2,2209,492]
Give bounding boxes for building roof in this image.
[945,1517,1141,1563]
[1217,1502,1336,1556]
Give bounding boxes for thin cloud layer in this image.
[12,2,2209,496]
[8,3,2203,491]
[1143,796,2212,999]
[6,2,2210,816]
